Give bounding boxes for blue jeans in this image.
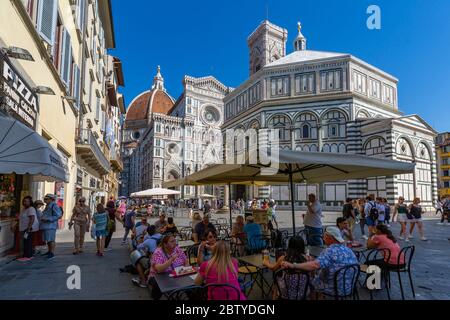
[305,226,323,246]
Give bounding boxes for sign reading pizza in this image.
[0,53,38,129]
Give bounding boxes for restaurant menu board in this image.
[0,52,38,129]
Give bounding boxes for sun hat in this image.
[325,226,345,243]
[246,215,255,222]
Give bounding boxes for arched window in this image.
[365,137,386,157]
[356,110,370,119]
[267,114,291,142]
[322,110,347,139]
[294,113,318,140]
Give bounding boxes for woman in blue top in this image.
[93,204,109,257]
[197,229,218,265]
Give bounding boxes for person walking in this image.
[93,203,109,257]
[393,196,409,241]
[364,195,378,236]
[122,206,136,245]
[40,194,62,260]
[356,199,368,240]
[342,198,356,237]
[104,198,118,251]
[69,197,91,255]
[303,194,323,246]
[17,196,39,261]
[408,197,427,241]
[438,196,449,225]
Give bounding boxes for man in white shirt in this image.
[303,194,323,246]
[376,197,386,224]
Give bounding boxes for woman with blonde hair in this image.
[195,240,246,300]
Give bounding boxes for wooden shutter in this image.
[60,28,72,87]
[37,0,57,45]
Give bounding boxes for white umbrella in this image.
[130,187,181,198]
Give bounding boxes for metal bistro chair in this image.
[246,235,271,255]
[179,227,193,241]
[385,245,415,300]
[230,234,246,258]
[168,285,206,301]
[217,218,228,225]
[274,269,310,300]
[279,230,290,249]
[322,264,360,300]
[186,244,199,267]
[359,248,391,300]
[204,283,242,300]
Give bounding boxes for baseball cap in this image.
[325,226,345,243]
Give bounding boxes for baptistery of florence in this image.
[222,20,437,211]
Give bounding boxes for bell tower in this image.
[248,20,288,76]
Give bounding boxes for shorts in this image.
[397,214,407,223]
[365,217,376,227]
[139,257,150,270]
[42,229,56,242]
[96,229,107,238]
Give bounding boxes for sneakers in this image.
[362,235,368,240]
[405,238,410,242]
[398,235,404,240]
[46,253,55,260]
[132,278,147,288]
[408,235,414,239]
[421,237,428,241]
[104,248,112,252]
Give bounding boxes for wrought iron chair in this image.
[204,283,242,300]
[360,248,391,300]
[385,245,415,300]
[274,269,310,300]
[186,244,199,267]
[167,285,206,300]
[321,264,360,300]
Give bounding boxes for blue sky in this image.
[111,0,450,132]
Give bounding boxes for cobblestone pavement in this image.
[0,210,449,300]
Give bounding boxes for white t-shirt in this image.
[19,207,39,232]
[304,200,323,228]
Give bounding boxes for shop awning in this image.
[0,116,69,183]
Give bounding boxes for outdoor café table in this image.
[153,272,196,298]
[238,254,273,299]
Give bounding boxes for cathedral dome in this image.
[125,66,175,123]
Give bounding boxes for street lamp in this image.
[1,46,34,61]
[33,86,55,95]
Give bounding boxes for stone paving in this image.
[0,209,449,300]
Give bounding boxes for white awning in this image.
[0,116,69,183]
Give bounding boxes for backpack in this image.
[369,202,379,221]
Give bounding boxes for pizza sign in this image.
[0,53,38,129]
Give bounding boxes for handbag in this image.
[90,223,97,240]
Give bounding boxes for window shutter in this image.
[77,0,86,34]
[60,28,72,87]
[37,0,57,45]
[73,65,81,110]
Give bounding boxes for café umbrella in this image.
[163,150,415,231]
[130,187,181,198]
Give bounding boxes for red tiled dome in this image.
[125,89,174,122]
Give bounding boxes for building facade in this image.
[120,67,231,199]
[436,132,450,198]
[222,20,438,211]
[0,0,124,256]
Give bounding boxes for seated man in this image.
[154,213,168,234]
[131,216,150,249]
[193,215,216,243]
[281,226,358,297]
[336,217,353,242]
[131,225,162,288]
[243,216,264,253]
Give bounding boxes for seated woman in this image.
[263,236,311,299]
[244,216,264,252]
[197,229,218,265]
[148,234,189,300]
[231,215,246,256]
[162,217,178,235]
[367,224,405,266]
[194,240,246,300]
